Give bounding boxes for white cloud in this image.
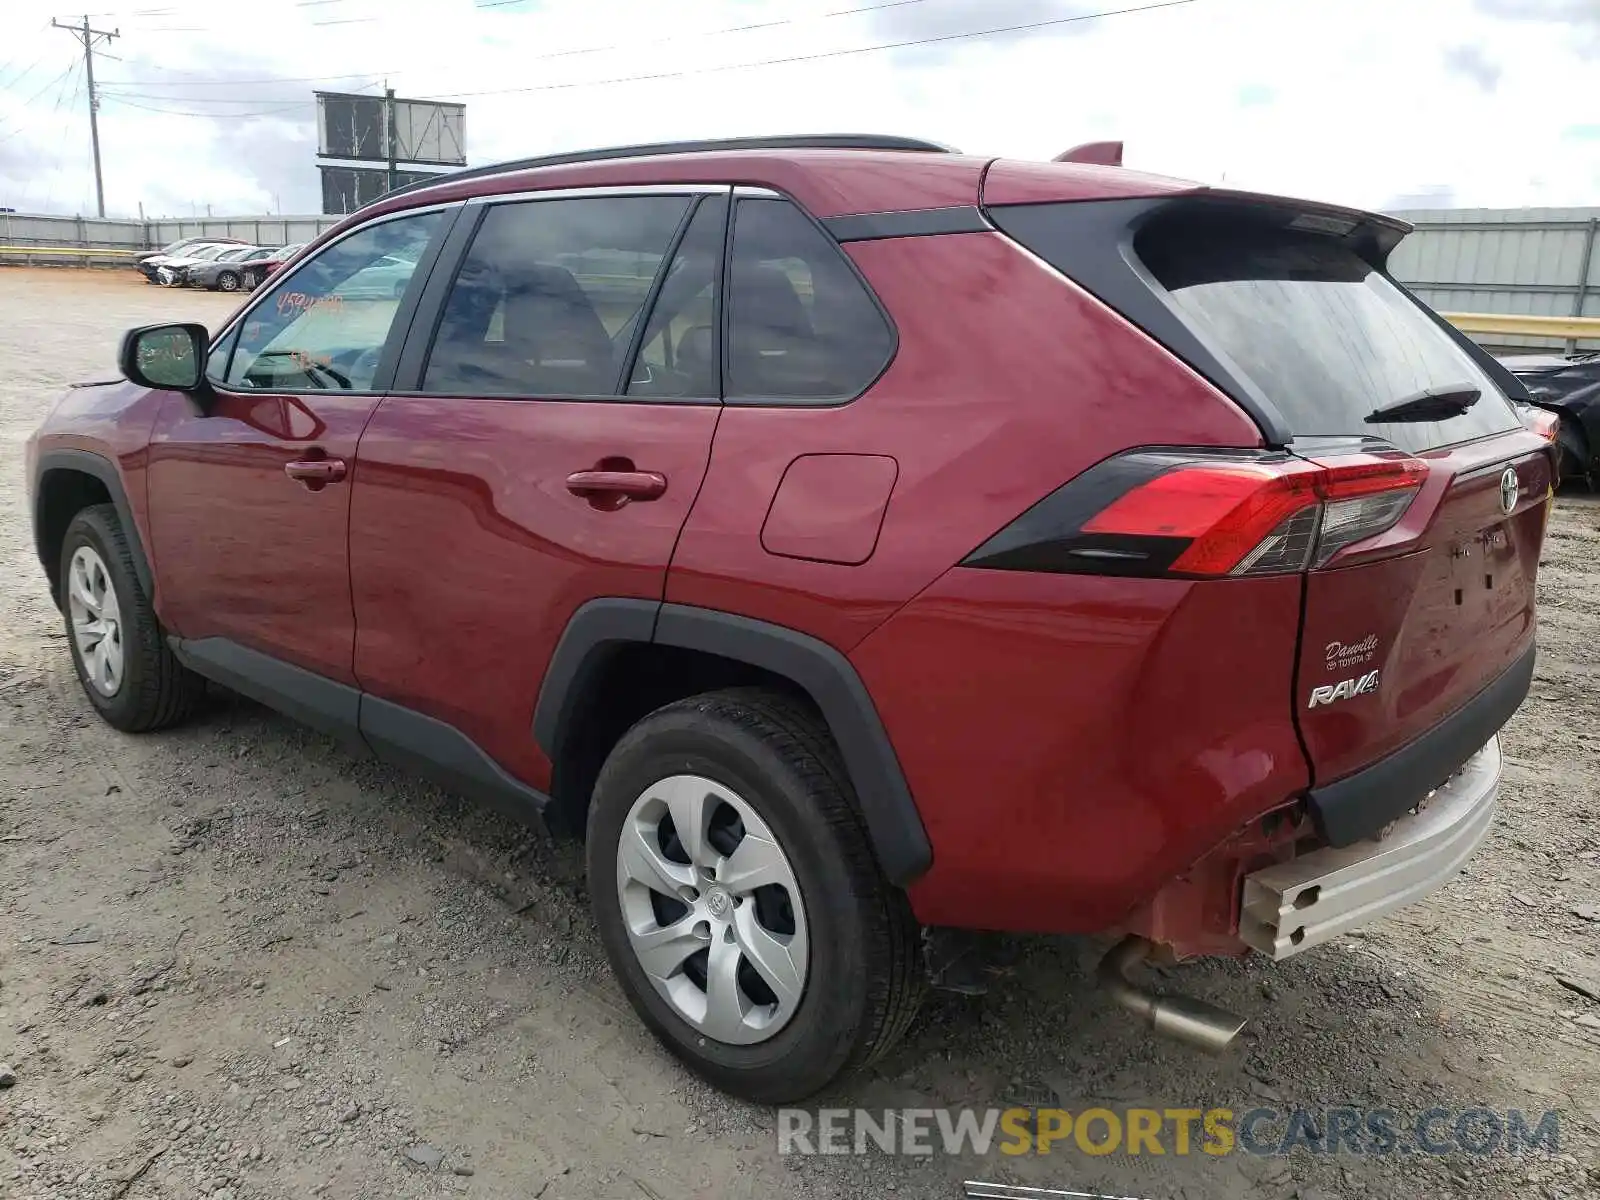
[0,0,1595,218]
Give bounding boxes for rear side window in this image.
[1136,215,1520,452]
[422,196,691,397]
[628,196,725,400]
[726,198,893,402]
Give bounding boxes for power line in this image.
[103,94,312,117]
[480,0,945,65]
[0,63,79,133]
[98,85,367,101]
[59,0,1199,127]
[40,57,84,215]
[96,78,383,103]
[98,69,392,87]
[0,37,63,92]
[419,0,1200,100]
[96,0,939,70]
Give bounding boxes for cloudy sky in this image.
[1,0,1596,219]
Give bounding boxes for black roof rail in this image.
[374,133,956,205]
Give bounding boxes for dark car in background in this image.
[1499,350,1600,487]
[182,246,284,292]
[239,243,305,291]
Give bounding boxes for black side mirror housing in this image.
[118,322,210,392]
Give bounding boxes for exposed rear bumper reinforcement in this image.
[1240,736,1501,959]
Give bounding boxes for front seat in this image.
[498,264,616,395]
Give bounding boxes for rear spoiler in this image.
[1054,141,1124,167]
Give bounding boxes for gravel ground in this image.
[1,266,1598,1200]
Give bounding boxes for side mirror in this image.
[118,322,209,392]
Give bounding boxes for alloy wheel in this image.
[67,545,124,696]
[615,774,809,1045]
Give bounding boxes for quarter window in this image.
[421,196,692,397]
[725,198,893,402]
[223,210,442,392]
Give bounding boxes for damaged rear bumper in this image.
[1239,736,1501,959]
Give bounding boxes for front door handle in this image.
[566,469,667,506]
[284,458,347,489]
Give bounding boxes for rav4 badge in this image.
[1308,670,1381,708]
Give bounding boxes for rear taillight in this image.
[1518,406,1560,443]
[964,450,1427,579]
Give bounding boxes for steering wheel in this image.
[346,346,384,386]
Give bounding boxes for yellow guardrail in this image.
[1442,311,1600,340]
[0,244,139,257]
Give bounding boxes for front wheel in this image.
[216,270,240,292]
[60,504,204,732]
[587,689,922,1104]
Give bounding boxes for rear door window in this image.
[1136,218,1520,452]
[627,195,726,400]
[725,197,893,402]
[421,195,692,397]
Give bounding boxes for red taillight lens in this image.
[1083,455,1425,576]
[1520,407,1560,443]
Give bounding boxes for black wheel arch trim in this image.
[533,599,933,885]
[33,448,154,602]
[531,597,661,754]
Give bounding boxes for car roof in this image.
[342,135,1204,232]
[318,134,1396,265]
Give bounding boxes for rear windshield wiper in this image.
[1366,383,1481,423]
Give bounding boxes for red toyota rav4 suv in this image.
[27,135,1549,1103]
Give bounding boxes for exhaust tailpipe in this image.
[1096,935,1246,1054]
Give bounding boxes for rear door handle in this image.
[566,469,667,503]
[284,458,347,487]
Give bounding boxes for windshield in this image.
[219,248,253,261]
[188,245,228,262]
[1138,218,1520,452]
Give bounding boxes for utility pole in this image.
[52,15,119,218]
[383,85,398,193]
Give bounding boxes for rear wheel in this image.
[60,505,204,732]
[216,270,240,292]
[586,688,922,1104]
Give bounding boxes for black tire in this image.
[59,504,205,733]
[586,688,922,1104]
[216,270,241,293]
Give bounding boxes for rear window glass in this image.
[1137,219,1519,452]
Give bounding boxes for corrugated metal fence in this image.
[0,211,339,267]
[1388,206,1600,354]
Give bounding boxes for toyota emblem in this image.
[1499,467,1519,515]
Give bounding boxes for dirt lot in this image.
[1,266,1598,1200]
